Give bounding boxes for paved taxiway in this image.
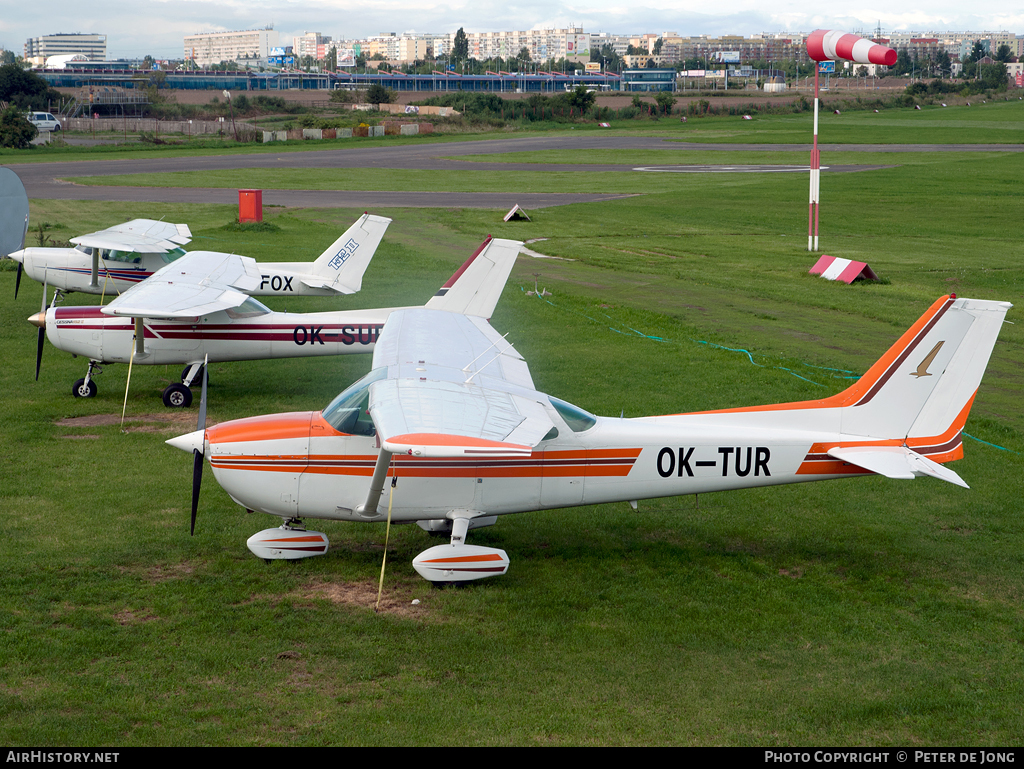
[10,135,1022,209]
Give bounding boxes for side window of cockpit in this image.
[224,297,271,319]
[160,248,188,264]
[322,368,387,436]
[549,397,597,433]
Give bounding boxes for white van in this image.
[27,112,62,131]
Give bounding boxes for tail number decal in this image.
[260,275,294,292]
[292,325,383,346]
[328,238,359,271]
[294,326,325,345]
[657,447,771,478]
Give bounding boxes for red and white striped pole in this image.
[809,66,820,251]
[804,30,896,252]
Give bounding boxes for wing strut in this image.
[356,447,394,518]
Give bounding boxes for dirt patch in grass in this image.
[114,608,159,625]
[299,578,429,617]
[56,412,212,434]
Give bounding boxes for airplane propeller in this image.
[29,276,49,381]
[190,356,209,536]
[14,262,23,300]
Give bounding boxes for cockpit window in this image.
[74,245,94,256]
[103,249,142,264]
[322,368,387,436]
[159,247,188,264]
[549,396,597,433]
[223,297,271,319]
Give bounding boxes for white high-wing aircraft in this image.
[167,294,1011,583]
[8,213,391,299]
[30,236,521,407]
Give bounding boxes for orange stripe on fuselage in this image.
[210,448,642,479]
[793,395,974,475]
[386,433,532,453]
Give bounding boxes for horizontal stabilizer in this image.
[299,278,355,294]
[828,446,969,488]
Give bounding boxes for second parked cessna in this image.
[29,236,522,407]
[9,213,391,299]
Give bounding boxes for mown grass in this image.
[1,102,1023,745]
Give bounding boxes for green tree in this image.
[994,44,1012,63]
[0,63,60,109]
[0,105,37,148]
[979,62,1009,90]
[366,83,395,107]
[565,85,595,114]
[452,28,469,65]
[654,91,676,114]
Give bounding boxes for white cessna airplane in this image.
[167,294,1011,583]
[8,213,391,299]
[30,236,521,407]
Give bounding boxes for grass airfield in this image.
[1,101,1023,746]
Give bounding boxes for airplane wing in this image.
[100,250,262,319]
[367,308,555,458]
[70,219,192,252]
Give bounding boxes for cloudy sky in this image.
[2,0,1021,60]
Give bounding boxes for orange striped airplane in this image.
[168,294,1011,583]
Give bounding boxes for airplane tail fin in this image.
[310,213,392,294]
[696,296,1011,486]
[424,237,522,318]
[831,296,1011,448]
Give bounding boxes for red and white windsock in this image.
[806,29,897,66]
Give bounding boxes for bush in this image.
[366,83,396,106]
[0,106,37,148]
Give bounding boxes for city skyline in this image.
[2,1,1022,60]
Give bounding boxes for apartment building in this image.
[184,28,279,68]
[24,33,106,66]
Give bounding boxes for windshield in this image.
[159,247,188,264]
[549,396,597,433]
[224,297,271,319]
[322,368,387,436]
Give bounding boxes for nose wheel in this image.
[72,378,97,398]
[72,361,101,398]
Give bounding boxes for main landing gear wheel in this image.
[181,364,206,385]
[162,383,193,408]
[72,378,97,398]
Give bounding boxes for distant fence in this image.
[64,117,259,135]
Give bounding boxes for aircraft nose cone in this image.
[27,311,46,328]
[7,249,25,264]
[166,429,206,454]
